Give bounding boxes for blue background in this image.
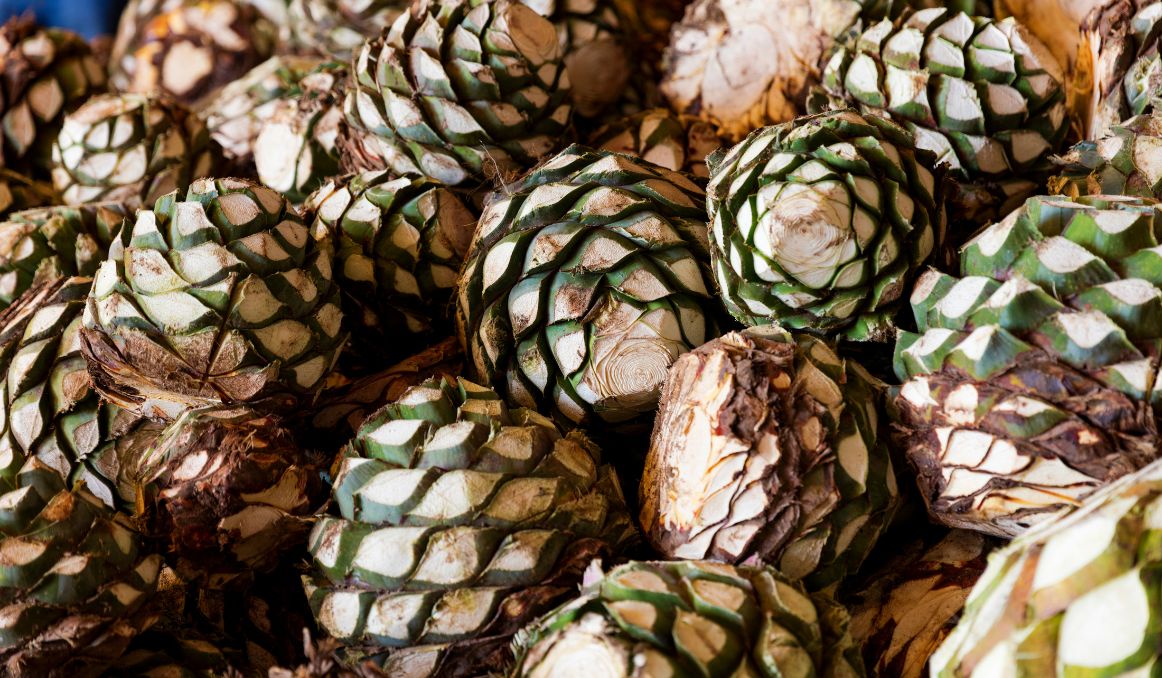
[0,0,126,38]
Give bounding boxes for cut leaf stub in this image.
[893,194,1162,538]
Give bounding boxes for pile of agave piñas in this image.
[5,0,1162,675]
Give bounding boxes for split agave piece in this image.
[303,171,478,360]
[0,277,154,510]
[200,55,326,168]
[0,17,107,177]
[847,530,993,678]
[306,337,463,443]
[994,0,1103,75]
[0,202,128,309]
[521,0,632,119]
[456,144,721,431]
[931,457,1162,676]
[254,62,347,203]
[108,0,278,107]
[894,194,1162,538]
[136,404,326,582]
[640,328,898,589]
[343,0,573,186]
[303,376,637,675]
[816,8,1069,221]
[661,0,916,142]
[707,109,946,342]
[1074,0,1162,139]
[0,168,58,220]
[510,560,866,676]
[0,459,163,677]
[288,0,409,61]
[1050,111,1162,200]
[587,107,724,176]
[51,93,217,208]
[81,177,346,420]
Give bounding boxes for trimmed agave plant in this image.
[894,194,1162,538]
[0,459,163,677]
[0,202,128,309]
[1074,0,1162,140]
[1050,110,1162,201]
[456,144,721,431]
[847,530,993,678]
[0,17,107,177]
[287,0,408,61]
[303,376,637,675]
[0,276,154,510]
[707,109,945,342]
[81,177,346,420]
[660,0,918,142]
[587,107,724,177]
[640,328,898,589]
[510,560,866,676]
[343,0,573,186]
[107,0,277,107]
[931,457,1162,676]
[136,404,326,582]
[303,170,478,360]
[51,93,217,208]
[815,8,1069,221]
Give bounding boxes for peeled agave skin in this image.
[108,0,277,108]
[893,194,1162,538]
[303,376,637,675]
[455,144,720,432]
[707,109,945,342]
[1072,0,1162,140]
[288,0,409,61]
[0,277,152,511]
[0,17,107,177]
[343,0,573,186]
[0,202,128,309]
[136,404,325,581]
[303,171,478,356]
[640,328,898,590]
[50,93,218,208]
[1049,111,1162,200]
[200,55,326,165]
[80,177,346,421]
[510,560,866,677]
[661,0,914,142]
[254,62,347,204]
[520,0,632,119]
[587,107,725,176]
[931,457,1162,676]
[0,459,163,678]
[846,530,993,678]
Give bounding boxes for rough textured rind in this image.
[304,377,637,675]
[137,404,326,582]
[303,171,478,360]
[894,194,1162,537]
[81,177,346,421]
[511,560,867,677]
[707,109,945,341]
[343,0,573,186]
[108,0,277,107]
[0,460,162,678]
[0,203,128,309]
[640,328,898,589]
[1050,111,1162,200]
[456,144,721,432]
[50,94,217,208]
[0,17,107,177]
[288,0,408,61]
[931,457,1162,676]
[846,530,992,678]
